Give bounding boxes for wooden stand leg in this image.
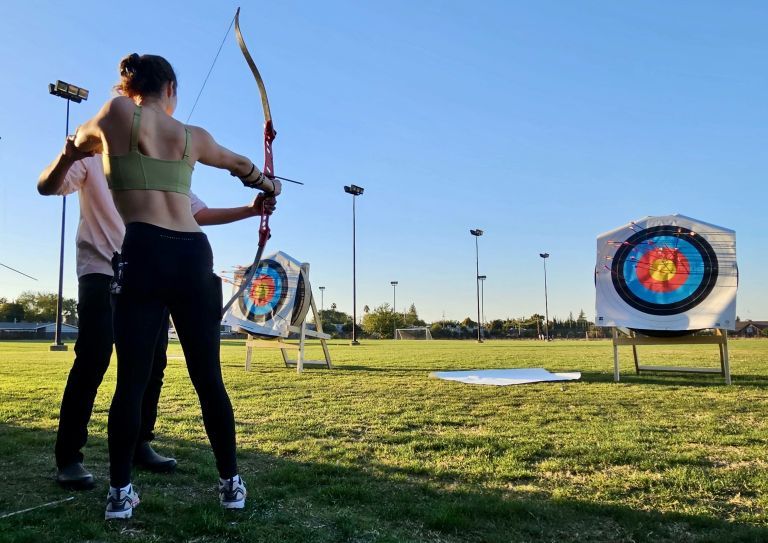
[245,336,253,372]
[612,328,620,382]
[720,329,731,385]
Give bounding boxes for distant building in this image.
[733,320,768,338]
[0,322,79,340]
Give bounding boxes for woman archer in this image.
[74,53,280,519]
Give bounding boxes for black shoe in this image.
[56,462,95,490]
[134,442,177,473]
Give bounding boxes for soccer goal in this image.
[395,327,433,340]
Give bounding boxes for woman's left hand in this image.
[250,193,277,216]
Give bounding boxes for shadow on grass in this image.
[577,370,768,388]
[0,423,766,543]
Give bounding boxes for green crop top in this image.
[103,106,193,194]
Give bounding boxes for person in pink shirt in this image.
[38,137,274,490]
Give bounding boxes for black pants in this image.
[109,222,237,487]
[55,273,169,468]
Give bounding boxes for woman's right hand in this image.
[65,133,96,161]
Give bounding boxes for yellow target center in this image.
[649,258,676,282]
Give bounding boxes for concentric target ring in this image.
[611,225,718,316]
[238,259,289,322]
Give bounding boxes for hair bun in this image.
[120,53,141,77]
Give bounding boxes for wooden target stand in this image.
[243,263,332,373]
[611,327,731,385]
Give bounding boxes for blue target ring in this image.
[612,226,718,316]
[238,259,288,323]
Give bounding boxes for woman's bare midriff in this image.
[113,190,201,232]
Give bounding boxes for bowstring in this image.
[185,13,237,124]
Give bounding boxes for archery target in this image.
[223,251,312,338]
[239,260,289,322]
[595,215,737,331]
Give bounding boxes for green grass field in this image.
[1,338,768,542]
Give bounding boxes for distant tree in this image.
[0,302,25,322]
[362,304,403,338]
[15,291,76,323]
[488,319,504,336]
[331,303,337,311]
[316,308,352,326]
[577,309,588,329]
[403,303,425,327]
[363,305,370,314]
[430,320,459,339]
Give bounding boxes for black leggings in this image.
[108,222,237,487]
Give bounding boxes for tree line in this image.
[0,292,77,324]
[313,304,600,340]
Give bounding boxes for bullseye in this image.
[249,274,276,305]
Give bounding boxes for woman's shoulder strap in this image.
[129,105,142,152]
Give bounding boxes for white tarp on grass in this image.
[431,368,581,386]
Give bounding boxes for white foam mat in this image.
[431,368,581,386]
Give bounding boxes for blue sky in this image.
[1,1,766,323]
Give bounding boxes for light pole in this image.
[49,80,88,352]
[470,229,484,343]
[344,184,364,345]
[319,286,325,312]
[539,252,550,341]
[390,281,398,339]
[478,275,486,338]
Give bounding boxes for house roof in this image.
[734,320,768,332]
[0,322,79,331]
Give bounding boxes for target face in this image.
[611,225,718,316]
[238,259,289,322]
[223,250,314,338]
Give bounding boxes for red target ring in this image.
[636,247,691,293]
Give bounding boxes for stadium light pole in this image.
[478,275,486,338]
[48,80,88,352]
[470,229,484,343]
[391,281,398,339]
[539,252,550,341]
[318,286,325,312]
[344,184,364,345]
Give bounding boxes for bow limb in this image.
[222,7,276,318]
[234,7,276,178]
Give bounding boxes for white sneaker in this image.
[218,475,246,509]
[105,483,140,520]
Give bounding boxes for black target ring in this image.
[611,225,719,316]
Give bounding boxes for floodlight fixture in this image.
[49,80,89,103]
[470,228,483,237]
[344,184,364,196]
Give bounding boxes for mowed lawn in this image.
[1,339,768,542]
